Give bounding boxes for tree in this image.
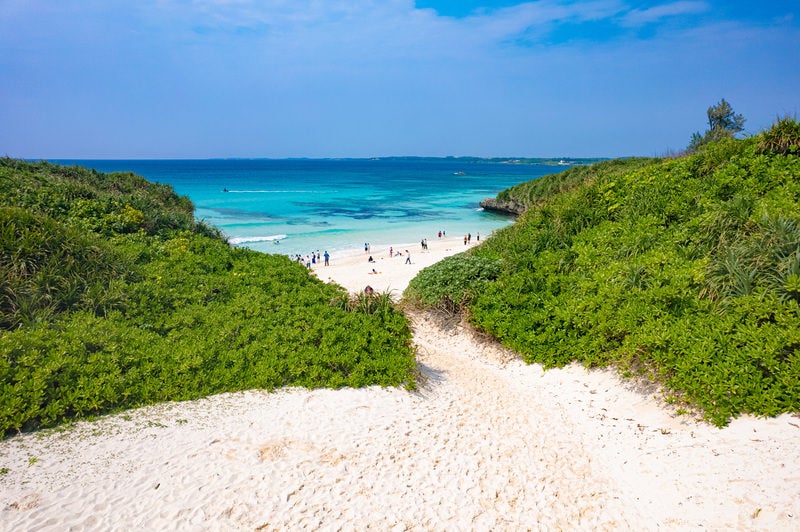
[687,98,746,152]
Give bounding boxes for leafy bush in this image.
[757,116,800,156]
[0,207,131,329]
[408,128,800,426]
[404,254,502,312]
[0,160,416,436]
[495,158,660,213]
[0,158,195,236]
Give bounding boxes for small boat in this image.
[453,171,466,175]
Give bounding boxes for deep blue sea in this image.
[59,159,570,257]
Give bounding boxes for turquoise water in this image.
[62,159,568,257]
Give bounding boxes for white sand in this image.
[310,235,475,297]
[2,241,800,530]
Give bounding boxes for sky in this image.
[1,0,798,159]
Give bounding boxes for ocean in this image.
[59,158,570,258]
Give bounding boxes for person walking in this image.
[405,250,411,264]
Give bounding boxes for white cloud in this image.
[453,0,624,46]
[622,1,709,27]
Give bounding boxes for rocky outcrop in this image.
[479,197,526,216]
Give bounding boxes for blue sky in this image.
[1,1,798,159]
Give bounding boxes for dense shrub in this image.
[0,160,416,436]
[756,115,800,156]
[495,158,660,212]
[0,207,131,329]
[407,118,800,426]
[405,254,502,312]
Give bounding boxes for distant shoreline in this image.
[44,156,607,165]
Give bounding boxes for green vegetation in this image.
[404,255,503,313]
[756,115,800,156]
[1,159,415,436]
[493,158,661,213]
[688,98,746,153]
[406,118,800,426]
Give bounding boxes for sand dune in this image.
[2,241,799,530]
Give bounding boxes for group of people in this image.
[294,229,483,272]
[370,248,411,265]
[295,250,330,268]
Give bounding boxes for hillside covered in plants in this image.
[0,159,416,436]
[406,118,800,426]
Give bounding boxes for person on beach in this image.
[368,255,375,263]
[389,246,393,257]
[364,243,369,254]
[323,251,330,266]
[468,233,471,243]
[438,230,442,238]
[464,235,467,245]
[477,232,480,241]
[405,250,411,264]
[369,268,379,274]
[364,285,374,294]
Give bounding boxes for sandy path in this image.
[2,312,798,529]
[0,313,634,530]
[2,243,799,530]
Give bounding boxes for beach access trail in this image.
[1,238,799,530]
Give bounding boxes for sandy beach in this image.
[310,235,477,297]
[1,240,799,530]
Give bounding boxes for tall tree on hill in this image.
[688,98,746,153]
